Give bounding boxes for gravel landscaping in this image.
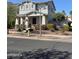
[7,48,71,59]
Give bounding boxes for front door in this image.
[32,17,36,24]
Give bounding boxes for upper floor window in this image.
[21,6,23,9]
[32,5,33,8]
[20,5,24,10]
[26,5,28,8]
[43,6,47,9]
[39,5,47,10]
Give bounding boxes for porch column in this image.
[42,15,46,25]
[25,17,30,36]
[20,17,23,25]
[25,17,29,30]
[15,18,19,30]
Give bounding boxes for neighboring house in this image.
[61,16,72,27]
[48,15,72,30]
[67,16,72,22]
[15,0,56,30]
[66,16,72,26]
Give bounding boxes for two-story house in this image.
[15,0,56,30]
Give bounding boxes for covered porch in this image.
[15,12,48,31]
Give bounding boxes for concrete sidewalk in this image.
[7,34,72,43]
[7,29,72,43]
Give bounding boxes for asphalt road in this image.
[7,37,72,53]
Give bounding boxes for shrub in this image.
[41,25,48,30]
[62,24,69,32]
[23,25,26,30]
[15,25,19,30]
[34,24,40,30]
[47,24,54,30]
[17,24,23,32]
[69,27,72,31]
[29,29,33,32]
[33,25,48,30]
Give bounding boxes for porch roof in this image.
[16,11,48,17]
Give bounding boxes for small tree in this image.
[62,10,66,16]
[52,12,65,22]
[70,10,72,16]
[7,2,18,29]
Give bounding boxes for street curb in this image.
[7,35,72,43]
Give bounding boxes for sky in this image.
[8,0,72,16]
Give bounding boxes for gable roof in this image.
[33,1,48,5]
[18,1,48,6]
[48,0,56,11]
[18,0,55,6]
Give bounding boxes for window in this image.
[32,5,33,8]
[21,6,23,9]
[20,5,24,10]
[43,6,46,9]
[26,5,28,8]
[36,4,38,10]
